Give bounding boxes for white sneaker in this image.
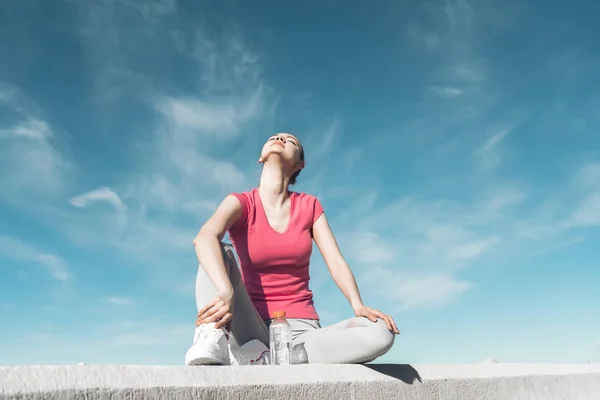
[185,323,230,366]
[229,339,270,366]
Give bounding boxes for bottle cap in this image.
[272,311,286,319]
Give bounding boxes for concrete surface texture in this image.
[2,363,600,399]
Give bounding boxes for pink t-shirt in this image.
[228,188,324,321]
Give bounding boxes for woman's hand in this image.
[353,304,400,334]
[196,290,234,329]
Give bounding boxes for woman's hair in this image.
[290,142,305,185]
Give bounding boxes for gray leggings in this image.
[195,244,395,364]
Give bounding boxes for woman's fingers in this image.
[389,315,400,334]
[215,312,232,329]
[363,309,378,323]
[205,305,230,323]
[197,301,221,324]
[196,298,232,326]
[197,297,220,318]
[370,308,395,333]
[376,311,393,332]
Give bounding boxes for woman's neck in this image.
[258,160,291,207]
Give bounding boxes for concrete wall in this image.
[2,363,600,399]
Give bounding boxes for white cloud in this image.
[310,116,341,161]
[75,0,179,102]
[154,86,264,137]
[365,267,472,310]
[479,128,511,153]
[567,192,600,228]
[513,162,600,241]
[405,23,440,50]
[182,200,218,214]
[332,187,533,309]
[136,0,176,21]
[53,24,269,281]
[0,118,51,140]
[341,230,395,265]
[35,254,71,282]
[442,0,474,30]
[69,187,126,212]
[0,88,73,198]
[483,187,527,215]
[132,31,268,213]
[473,127,512,169]
[446,236,500,262]
[106,297,135,306]
[0,234,72,282]
[429,86,464,97]
[574,162,600,189]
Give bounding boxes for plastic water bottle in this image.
[269,310,292,365]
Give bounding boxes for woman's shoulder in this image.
[226,188,258,207]
[291,190,322,206]
[291,191,325,222]
[229,187,258,198]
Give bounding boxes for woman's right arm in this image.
[193,195,242,327]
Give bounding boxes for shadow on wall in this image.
[366,364,422,384]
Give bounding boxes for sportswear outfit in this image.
[185,189,395,365]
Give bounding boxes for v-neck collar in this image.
[255,188,294,235]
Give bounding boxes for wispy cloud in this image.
[514,161,600,240]
[154,86,265,137]
[76,0,178,102]
[106,297,135,306]
[135,0,177,21]
[336,193,506,308]
[331,168,592,310]
[406,23,441,51]
[567,193,600,228]
[132,30,271,214]
[0,234,72,282]
[182,200,219,215]
[0,118,51,140]
[309,116,340,162]
[55,16,273,278]
[429,85,464,97]
[69,187,126,212]
[341,230,395,266]
[365,267,472,310]
[474,127,512,169]
[479,128,511,153]
[0,88,74,199]
[574,162,600,189]
[35,254,71,282]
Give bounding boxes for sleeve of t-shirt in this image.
[313,196,325,224]
[228,192,250,231]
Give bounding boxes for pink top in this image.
[228,188,324,320]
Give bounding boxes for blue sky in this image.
[1,0,599,366]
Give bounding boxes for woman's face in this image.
[259,133,303,165]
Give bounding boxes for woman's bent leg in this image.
[294,317,395,364]
[195,243,270,347]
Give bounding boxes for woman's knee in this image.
[375,319,396,351]
[365,317,395,353]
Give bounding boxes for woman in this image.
[185,133,399,366]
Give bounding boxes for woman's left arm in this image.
[312,213,400,334]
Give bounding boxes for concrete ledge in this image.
[2,363,600,399]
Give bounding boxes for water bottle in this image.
[269,310,292,365]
